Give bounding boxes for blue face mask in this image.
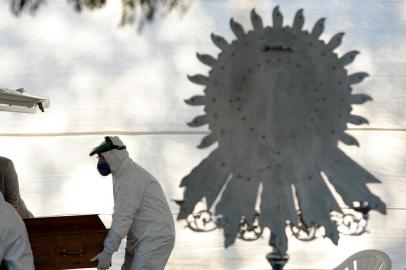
[97,161,111,176]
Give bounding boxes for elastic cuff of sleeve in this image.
[104,229,123,252]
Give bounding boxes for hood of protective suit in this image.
[100,136,130,173]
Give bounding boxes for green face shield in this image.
[89,136,126,156]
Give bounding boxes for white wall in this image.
[0,1,404,269]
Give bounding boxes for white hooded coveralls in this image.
[102,137,175,270]
[0,192,34,270]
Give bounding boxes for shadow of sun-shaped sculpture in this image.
[177,6,386,268]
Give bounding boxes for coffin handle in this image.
[60,249,86,257]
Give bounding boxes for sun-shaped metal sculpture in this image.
[177,6,386,259]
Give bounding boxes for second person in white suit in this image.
[0,191,34,270]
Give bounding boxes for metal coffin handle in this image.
[60,250,86,257]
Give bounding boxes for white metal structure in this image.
[0,88,49,113]
[333,249,392,270]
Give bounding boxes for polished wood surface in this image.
[24,215,108,270]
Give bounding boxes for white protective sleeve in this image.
[105,177,147,252]
[102,148,149,252]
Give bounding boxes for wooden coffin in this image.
[23,214,109,270]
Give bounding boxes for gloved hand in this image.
[91,250,113,270]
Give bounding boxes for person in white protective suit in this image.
[89,136,175,270]
[0,192,34,270]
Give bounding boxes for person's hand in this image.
[91,250,113,270]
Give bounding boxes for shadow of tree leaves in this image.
[9,0,190,29]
